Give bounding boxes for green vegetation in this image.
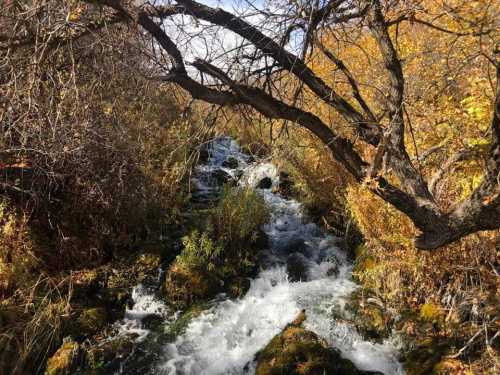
[164,186,269,308]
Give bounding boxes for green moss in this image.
[45,341,79,375]
[403,337,454,375]
[85,336,135,371]
[255,325,378,375]
[77,308,108,335]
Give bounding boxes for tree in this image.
[2,0,499,249]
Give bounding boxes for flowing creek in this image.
[111,137,405,375]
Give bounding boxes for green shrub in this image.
[177,230,223,272]
[209,186,269,251]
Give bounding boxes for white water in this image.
[117,137,404,375]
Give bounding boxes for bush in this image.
[208,186,270,251]
[177,230,223,272]
[165,186,270,306]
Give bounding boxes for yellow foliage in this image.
[45,341,78,375]
[419,303,443,322]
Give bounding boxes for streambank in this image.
[45,137,404,375]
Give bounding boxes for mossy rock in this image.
[403,337,455,375]
[163,262,222,308]
[166,303,209,339]
[84,334,136,373]
[73,270,101,294]
[255,314,382,375]
[345,292,390,341]
[356,304,390,340]
[227,276,251,298]
[432,358,469,374]
[45,340,81,375]
[77,307,108,336]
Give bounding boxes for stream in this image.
[111,137,404,375]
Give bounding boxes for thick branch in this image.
[368,0,435,203]
[175,0,382,146]
[429,147,472,196]
[191,59,366,179]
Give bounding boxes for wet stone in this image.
[286,252,309,282]
[326,264,339,277]
[257,177,273,189]
[222,156,239,169]
[211,169,234,185]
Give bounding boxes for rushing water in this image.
[114,137,404,375]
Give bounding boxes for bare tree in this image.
[3,0,499,249]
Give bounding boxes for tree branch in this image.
[175,0,382,146]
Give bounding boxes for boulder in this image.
[85,334,136,373]
[255,311,381,375]
[76,307,108,336]
[211,169,236,185]
[45,340,81,375]
[287,238,309,254]
[286,252,309,282]
[257,177,273,189]
[141,313,164,330]
[222,156,239,169]
[163,262,222,308]
[198,144,210,163]
[278,171,294,197]
[326,264,339,277]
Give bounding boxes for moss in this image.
[403,337,454,375]
[45,341,79,375]
[163,262,222,308]
[77,308,108,336]
[432,358,468,374]
[85,335,135,372]
[166,303,208,339]
[345,292,390,341]
[255,318,380,375]
[419,303,443,322]
[352,244,377,284]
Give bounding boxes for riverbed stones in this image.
[257,177,273,189]
[211,169,234,185]
[222,156,239,169]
